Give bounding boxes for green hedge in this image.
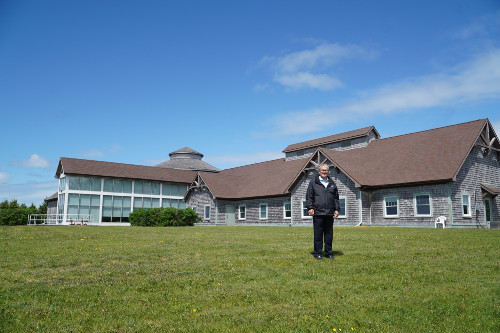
[129,207,200,227]
[0,200,47,226]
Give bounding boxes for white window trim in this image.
[283,201,291,220]
[301,200,312,219]
[383,195,399,218]
[259,203,268,220]
[414,193,433,217]
[204,205,211,220]
[461,192,472,218]
[338,196,347,218]
[238,204,246,220]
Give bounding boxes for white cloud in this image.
[79,145,122,159]
[79,149,104,158]
[259,42,376,91]
[0,180,58,206]
[266,48,500,135]
[12,154,50,169]
[274,72,343,91]
[205,151,284,169]
[0,171,10,183]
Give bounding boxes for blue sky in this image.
[1,0,499,205]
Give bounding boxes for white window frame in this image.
[301,200,312,219]
[383,195,399,218]
[338,196,347,218]
[238,204,246,220]
[204,205,211,220]
[461,192,471,217]
[259,203,268,220]
[283,200,291,219]
[414,193,433,217]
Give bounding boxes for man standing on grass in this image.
[306,164,340,260]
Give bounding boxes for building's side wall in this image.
[186,188,216,224]
[451,145,500,227]
[368,184,450,227]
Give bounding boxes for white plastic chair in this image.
[435,216,446,229]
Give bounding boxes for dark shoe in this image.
[327,255,335,260]
[313,255,323,260]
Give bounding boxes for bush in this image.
[129,207,200,227]
[0,200,43,226]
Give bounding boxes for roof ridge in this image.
[221,157,286,172]
[373,118,486,142]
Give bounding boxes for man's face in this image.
[319,167,329,179]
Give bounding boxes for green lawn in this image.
[0,226,498,332]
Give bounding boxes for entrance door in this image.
[483,198,492,227]
[226,205,235,226]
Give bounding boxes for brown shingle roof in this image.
[282,126,380,153]
[320,119,488,188]
[56,157,197,184]
[195,157,309,199]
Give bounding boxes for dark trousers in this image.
[313,215,334,256]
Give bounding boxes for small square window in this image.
[384,195,399,218]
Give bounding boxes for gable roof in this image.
[56,157,197,184]
[188,157,309,200]
[282,126,380,153]
[317,119,490,188]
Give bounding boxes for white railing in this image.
[28,214,99,225]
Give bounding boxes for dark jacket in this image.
[305,176,340,216]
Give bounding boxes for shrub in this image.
[0,200,43,225]
[129,207,200,227]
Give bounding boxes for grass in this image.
[0,225,499,332]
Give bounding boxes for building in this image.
[52,119,499,228]
[185,119,499,228]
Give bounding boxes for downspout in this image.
[447,182,453,226]
[215,199,218,225]
[356,188,363,226]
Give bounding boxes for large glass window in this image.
[68,176,101,191]
[162,198,186,209]
[67,193,100,223]
[103,178,131,193]
[102,195,130,222]
[415,193,432,216]
[59,177,66,192]
[384,195,399,218]
[134,181,161,195]
[162,183,187,196]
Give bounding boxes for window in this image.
[462,193,471,217]
[260,203,268,219]
[301,201,311,218]
[414,193,432,216]
[103,195,130,222]
[338,197,346,218]
[239,204,246,220]
[68,176,101,191]
[67,193,101,223]
[283,201,291,219]
[163,183,186,196]
[162,198,186,208]
[59,177,66,192]
[103,178,129,193]
[204,205,211,220]
[384,195,399,218]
